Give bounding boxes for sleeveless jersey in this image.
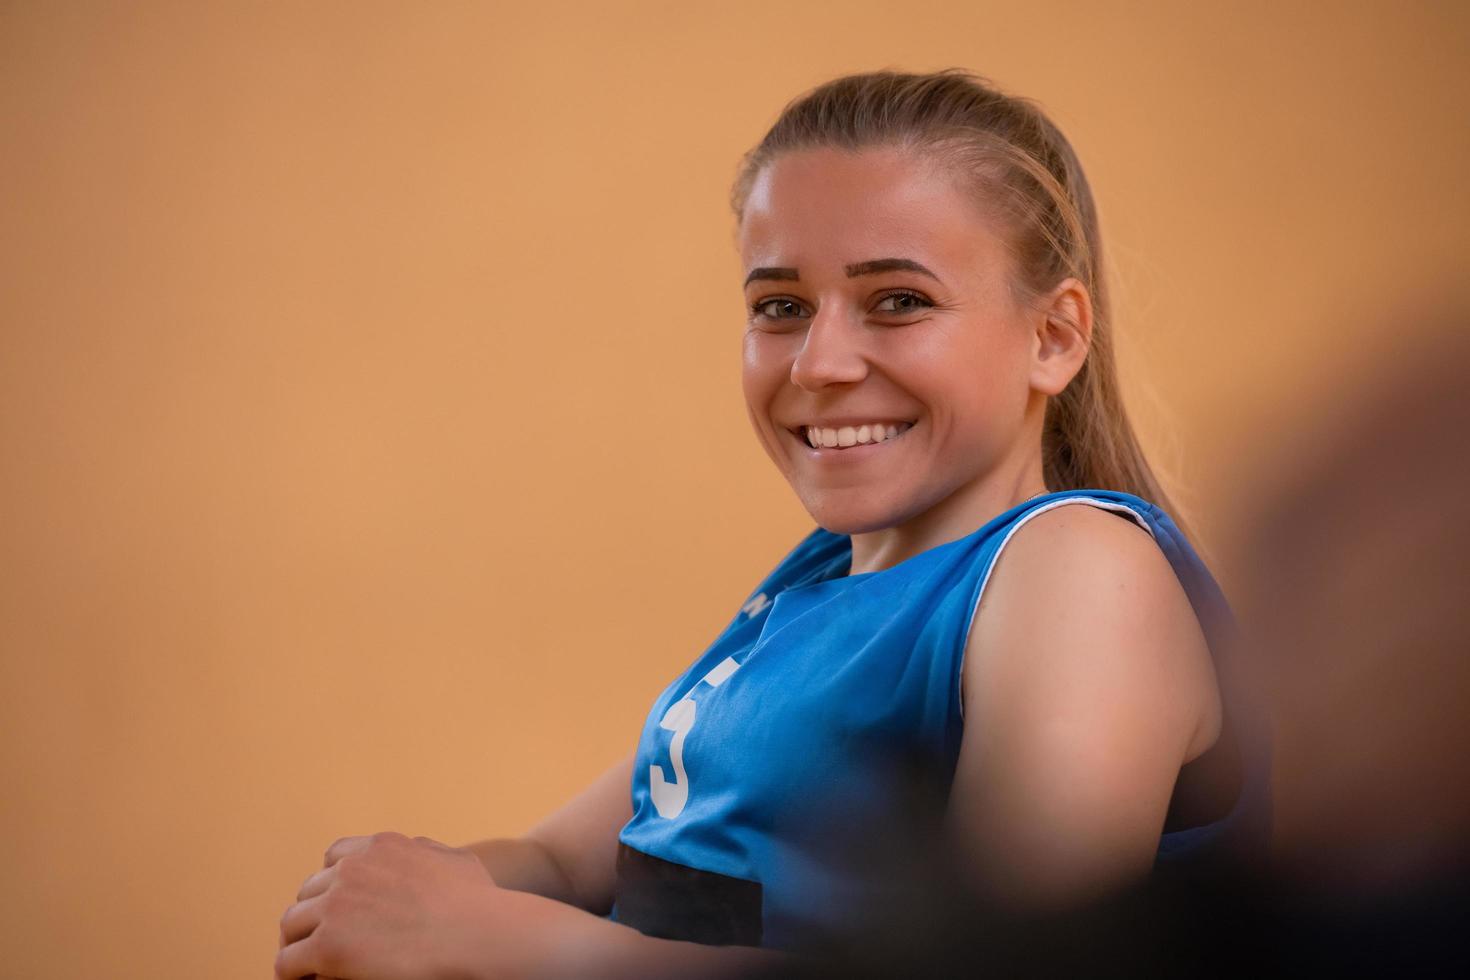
[607,489,1271,951]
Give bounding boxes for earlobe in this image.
[1030,278,1093,396]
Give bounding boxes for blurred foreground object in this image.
[1243,314,1470,894]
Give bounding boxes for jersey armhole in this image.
[956,497,1155,721]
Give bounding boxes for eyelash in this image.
[747,291,934,322]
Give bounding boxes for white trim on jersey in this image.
[957,497,1156,721]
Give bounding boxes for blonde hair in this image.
[731,69,1181,523]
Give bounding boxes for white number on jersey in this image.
[649,655,742,819]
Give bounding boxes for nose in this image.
[789,306,869,391]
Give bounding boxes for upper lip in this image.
[787,416,915,429]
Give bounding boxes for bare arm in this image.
[567,916,792,980]
[456,754,805,977]
[461,751,634,914]
[278,818,806,980]
[946,505,1221,908]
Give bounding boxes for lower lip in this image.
[790,424,913,462]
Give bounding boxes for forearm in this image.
[461,837,581,909]
[542,908,798,980]
[449,882,803,980]
[596,935,793,980]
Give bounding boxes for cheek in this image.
[898,328,1032,436]
[740,332,790,407]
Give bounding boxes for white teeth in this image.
[801,421,912,450]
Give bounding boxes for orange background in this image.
[2,2,1466,976]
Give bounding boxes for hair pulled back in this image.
[731,69,1177,518]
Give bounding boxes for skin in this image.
[951,504,1221,906]
[275,144,1222,978]
[275,829,779,980]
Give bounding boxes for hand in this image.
[276,831,509,980]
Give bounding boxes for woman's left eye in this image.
[874,291,934,314]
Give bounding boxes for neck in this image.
[846,445,1049,576]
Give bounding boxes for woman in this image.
[276,69,1269,979]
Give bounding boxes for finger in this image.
[295,865,337,902]
[278,893,324,948]
[274,933,324,980]
[322,835,372,868]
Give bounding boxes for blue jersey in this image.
[608,490,1270,951]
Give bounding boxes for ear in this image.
[1028,277,1094,396]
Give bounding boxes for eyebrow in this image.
[742,257,942,288]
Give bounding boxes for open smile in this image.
[786,420,916,456]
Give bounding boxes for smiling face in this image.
[738,145,1048,536]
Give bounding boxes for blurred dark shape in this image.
[1241,308,1470,897]
[741,306,1470,977]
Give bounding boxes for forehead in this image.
[738,145,1010,279]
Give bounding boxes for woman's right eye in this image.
[749,298,809,321]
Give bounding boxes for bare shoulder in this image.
[948,502,1222,905]
[964,501,1221,760]
[994,501,1168,588]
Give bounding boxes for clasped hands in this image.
[275,831,594,980]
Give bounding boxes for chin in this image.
[799,491,908,536]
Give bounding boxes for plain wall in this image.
[2,1,1467,976]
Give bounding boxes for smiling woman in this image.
[276,69,1270,980]
[737,143,1065,555]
